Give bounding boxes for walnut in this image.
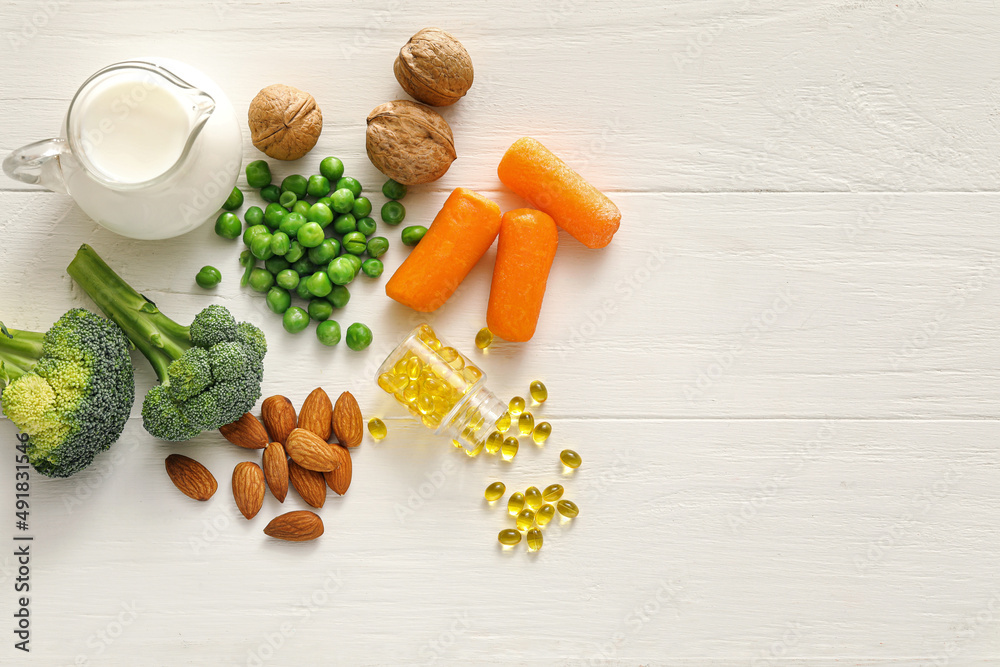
[366,100,457,185]
[393,28,474,107]
[247,84,322,161]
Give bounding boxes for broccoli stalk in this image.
[0,324,45,390]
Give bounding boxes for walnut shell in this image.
[393,27,473,106]
[366,100,456,185]
[248,84,322,161]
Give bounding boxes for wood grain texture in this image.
[1,0,999,665]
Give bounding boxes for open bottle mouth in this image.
[65,60,215,190]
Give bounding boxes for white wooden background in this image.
[1,1,999,665]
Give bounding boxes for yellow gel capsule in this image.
[518,412,534,435]
[416,394,434,415]
[556,499,579,518]
[532,422,552,444]
[507,492,525,516]
[484,431,503,454]
[452,439,463,449]
[377,373,395,394]
[495,412,512,433]
[560,449,582,469]
[516,508,536,531]
[501,437,519,461]
[438,346,460,363]
[524,486,542,510]
[484,481,506,502]
[542,484,564,502]
[403,383,419,403]
[536,503,556,526]
[508,396,525,415]
[367,417,387,440]
[465,441,484,457]
[529,380,548,403]
[405,356,422,380]
[526,528,543,551]
[498,529,521,546]
[475,327,493,350]
[462,365,483,383]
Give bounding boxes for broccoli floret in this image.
[0,308,135,478]
[67,244,267,442]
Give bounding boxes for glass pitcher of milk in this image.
[2,59,243,240]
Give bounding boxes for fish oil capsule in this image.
[516,508,536,531]
[403,382,419,403]
[524,486,543,509]
[377,373,396,393]
[542,484,564,502]
[452,439,463,449]
[367,417,387,441]
[405,356,422,380]
[529,380,548,403]
[465,441,484,457]
[495,412,512,433]
[484,481,506,501]
[475,327,493,350]
[526,528,543,551]
[501,437,519,461]
[507,492,525,516]
[462,365,483,383]
[508,396,525,416]
[536,503,556,526]
[560,449,582,469]
[518,412,534,435]
[484,431,503,454]
[532,422,552,444]
[498,529,521,546]
[556,499,579,518]
[416,394,434,415]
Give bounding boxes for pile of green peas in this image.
[212,156,415,350]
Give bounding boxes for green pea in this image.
[316,196,334,209]
[246,160,272,189]
[265,256,290,274]
[351,196,372,219]
[293,200,311,217]
[195,265,222,289]
[342,231,367,255]
[266,286,292,314]
[308,238,339,266]
[356,216,377,237]
[335,176,362,198]
[250,233,274,260]
[307,175,331,198]
[291,257,317,276]
[320,157,345,182]
[308,298,334,321]
[222,187,244,211]
[264,202,287,229]
[330,188,355,214]
[270,231,291,256]
[307,202,334,227]
[281,174,308,198]
[382,178,407,200]
[333,213,357,235]
[244,205,264,227]
[366,236,389,258]
[326,285,350,309]
[306,271,333,297]
[260,184,280,203]
[279,191,297,210]
[276,269,300,290]
[214,212,242,239]
[381,200,405,225]
[361,258,384,278]
[285,240,305,263]
[316,320,341,346]
[401,225,428,246]
[279,212,307,236]
[295,279,312,301]
[297,222,325,248]
[243,224,269,247]
[282,306,310,334]
[346,322,373,351]
[327,257,355,286]
[341,252,362,277]
[248,268,274,293]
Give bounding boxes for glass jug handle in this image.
[2,138,69,194]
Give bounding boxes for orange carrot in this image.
[385,187,502,312]
[487,208,559,342]
[497,137,620,249]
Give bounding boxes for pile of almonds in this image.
[164,388,363,542]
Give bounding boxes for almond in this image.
[263,510,324,542]
[219,412,269,449]
[285,428,340,472]
[261,395,297,444]
[288,459,327,508]
[332,391,363,448]
[232,462,265,520]
[323,443,352,495]
[298,387,333,440]
[164,454,218,501]
[262,441,289,502]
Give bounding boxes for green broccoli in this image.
[0,309,135,478]
[66,244,267,442]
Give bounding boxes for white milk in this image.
[77,74,189,183]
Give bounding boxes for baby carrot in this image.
[497,137,620,249]
[487,208,559,342]
[385,187,502,312]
